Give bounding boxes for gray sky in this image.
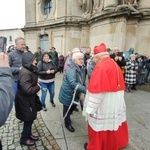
[0,0,25,29]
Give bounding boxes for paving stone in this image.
[47,136,54,141]
[14,137,20,143]
[22,146,30,150]
[2,145,8,150]
[36,146,45,150]
[14,134,20,138]
[14,141,21,147]
[8,144,15,149]
[15,146,23,150]
[45,145,53,149]
[0,109,60,150]
[36,140,42,146]
[0,74,150,150]
[43,140,50,147]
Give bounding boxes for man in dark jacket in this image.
[84,47,91,78]
[0,53,14,149]
[8,37,26,96]
[34,47,42,63]
[110,47,126,77]
[49,47,58,69]
[110,47,126,68]
[144,57,150,83]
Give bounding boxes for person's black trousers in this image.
[21,121,33,141]
[63,105,76,127]
[59,67,64,73]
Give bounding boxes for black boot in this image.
[125,84,129,92]
[84,143,88,150]
[65,124,75,132]
[0,140,2,150]
[131,84,137,90]
[128,85,133,93]
[42,104,47,111]
[51,101,56,107]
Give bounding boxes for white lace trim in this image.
[82,90,126,132]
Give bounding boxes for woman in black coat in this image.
[15,52,40,146]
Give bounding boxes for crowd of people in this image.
[0,37,150,149]
[109,47,150,92]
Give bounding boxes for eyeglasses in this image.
[77,58,84,60]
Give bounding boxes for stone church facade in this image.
[23,0,150,55]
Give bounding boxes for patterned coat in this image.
[125,59,138,85]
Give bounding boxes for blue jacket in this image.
[59,62,86,106]
[125,48,134,60]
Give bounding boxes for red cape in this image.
[88,57,125,93]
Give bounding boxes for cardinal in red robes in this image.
[83,43,129,150]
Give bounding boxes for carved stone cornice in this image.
[22,9,144,32]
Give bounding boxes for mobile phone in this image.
[117,52,123,56]
[0,36,7,52]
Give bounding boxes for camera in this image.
[0,36,7,52]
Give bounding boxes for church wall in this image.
[25,0,36,26]
[71,1,83,16]
[50,27,66,55]
[80,26,90,48]
[47,26,81,56]
[125,20,138,53]
[24,25,82,56]
[36,0,67,26]
[24,0,150,56]
[24,30,39,52]
[89,17,127,52]
[89,17,150,55]
[65,27,81,55]
[36,0,82,27]
[135,19,150,54]
[55,0,66,19]
[124,19,150,54]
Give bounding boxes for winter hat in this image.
[42,51,52,59]
[94,43,109,56]
[22,52,36,69]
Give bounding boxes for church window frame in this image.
[44,0,52,16]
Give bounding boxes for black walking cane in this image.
[55,84,79,134]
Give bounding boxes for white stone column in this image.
[103,0,118,10]
[111,17,127,52]
[80,26,90,47]
[25,0,36,26]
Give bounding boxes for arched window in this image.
[44,0,52,16]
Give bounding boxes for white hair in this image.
[113,46,119,50]
[72,47,80,53]
[113,46,120,52]
[95,52,109,58]
[72,52,84,61]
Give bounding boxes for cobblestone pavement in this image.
[1,74,150,150]
[0,108,61,150]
